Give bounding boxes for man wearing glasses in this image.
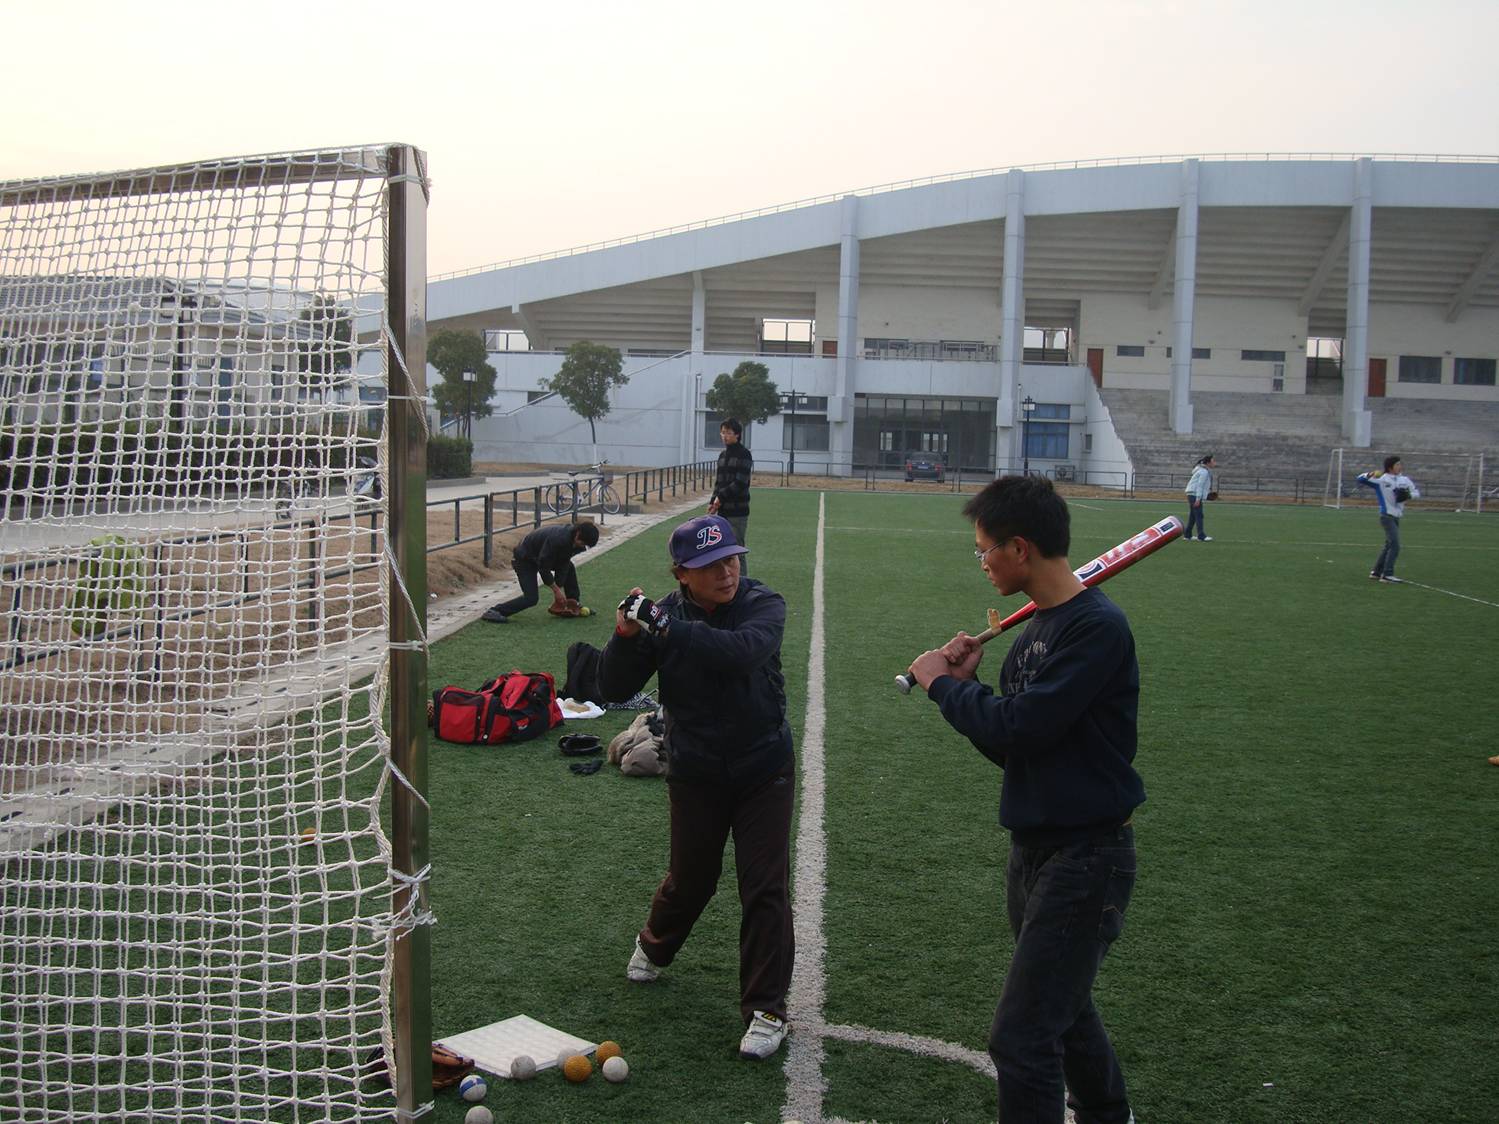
[905,475,1144,1124]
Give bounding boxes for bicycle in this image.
[545,460,622,516]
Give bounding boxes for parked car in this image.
[904,453,945,482]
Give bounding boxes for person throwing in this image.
[906,475,1144,1124]
[707,417,753,575]
[481,521,598,622]
[1356,455,1420,583]
[600,514,795,1062]
[1184,453,1216,541]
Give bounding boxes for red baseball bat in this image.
[895,514,1184,694]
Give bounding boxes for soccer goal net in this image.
[0,146,429,1121]
[1322,447,1487,512]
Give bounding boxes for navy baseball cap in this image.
[669,514,749,568]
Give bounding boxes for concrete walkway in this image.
[0,491,705,855]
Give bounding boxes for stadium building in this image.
[432,155,1499,491]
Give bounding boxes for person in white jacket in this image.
[1356,456,1420,583]
[1183,455,1216,541]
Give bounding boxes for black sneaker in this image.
[481,609,510,623]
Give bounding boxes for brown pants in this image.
[638,760,795,1023]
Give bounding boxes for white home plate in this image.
[437,1015,595,1078]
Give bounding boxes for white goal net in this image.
[0,147,428,1121]
[1323,447,1487,512]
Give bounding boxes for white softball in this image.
[458,1073,486,1102]
[602,1055,629,1083]
[464,1107,493,1124]
[510,1053,536,1080]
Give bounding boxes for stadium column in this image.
[1342,158,1374,447]
[688,271,705,462]
[832,195,860,476]
[998,168,1025,471]
[1169,159,1199,435]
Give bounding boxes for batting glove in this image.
[618,592,670,637]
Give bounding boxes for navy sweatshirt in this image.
[926,587,1145,845]
[512,524,582,586]
[598,578,792,786]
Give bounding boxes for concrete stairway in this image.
[1101,388,1499,502]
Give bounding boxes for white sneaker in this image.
[1199,536,1213,542]
[626,938,660,983]
[739,1010,789,1060]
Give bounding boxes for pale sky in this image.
[6,0,1498,277]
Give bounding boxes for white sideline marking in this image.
[1391,579,1499,609]
[783,495,993,1123]
[783,492,830,1121]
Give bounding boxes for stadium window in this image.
[1241,349,1287,363]
[526,390,550,402]
[782,415,830,451]
[1025,422,1069,460]
[1116,345,1145,357]
[1454,357,1496,386]
[779,394,828,412]
[761,319,814,355]
[1165,347,1211,359]
[1084,432,1093,453]
[484,329,529,352]
[703,414,726,448]
[1398,355,1442,384]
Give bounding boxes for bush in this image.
[427,435,472,480]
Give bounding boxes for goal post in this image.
[0,144,431,1121]
[1324,447,1485,513]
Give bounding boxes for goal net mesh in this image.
[0,147,414,1121]
[1323,447,1484,512]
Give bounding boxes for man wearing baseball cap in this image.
[599,514,795,1062]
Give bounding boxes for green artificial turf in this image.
[423,490,1499,1123]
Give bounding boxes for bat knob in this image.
[894,674,914,695]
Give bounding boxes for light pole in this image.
[786,390,804,478]
[461,370,475,441]
[1021,394,1036,476]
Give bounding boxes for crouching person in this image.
[599,514,795,1061]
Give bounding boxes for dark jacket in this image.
[514,524,581,586]
[598,578,791,785]
[712,442,754,518]
[927,587,1144,846]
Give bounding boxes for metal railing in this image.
[429,152,1499,282]
[2,459,718,674]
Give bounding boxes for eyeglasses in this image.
[974,538,1015,563]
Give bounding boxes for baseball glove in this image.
[548,597,587,618]
[1394,486,1412,503]
[1206,491,1219,501]
[431,1042,475,1090]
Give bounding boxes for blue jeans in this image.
[990,826,1136,1124]
[1184,498,1205,539]
[1373,515,1401,578]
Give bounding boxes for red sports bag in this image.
[430,671,563,745]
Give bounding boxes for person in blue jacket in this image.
[906,475,1143,1124]
[599,514,794,1063]
[1356,455,1420,583]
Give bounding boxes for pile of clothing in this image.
[608,709,667,777]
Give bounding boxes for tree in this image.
[428,329,498,435]
[705,360,781,429]
[297,293,353,399]
[541,341,628,449]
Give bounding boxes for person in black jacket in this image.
[481,521,598,623]
[600,513,795,1062]
[708,417,753,575]
[906,475,1143,1124]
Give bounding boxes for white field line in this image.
[783,492,830,1122]
[782,494,997,1124]
[1390,579,1499,609]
